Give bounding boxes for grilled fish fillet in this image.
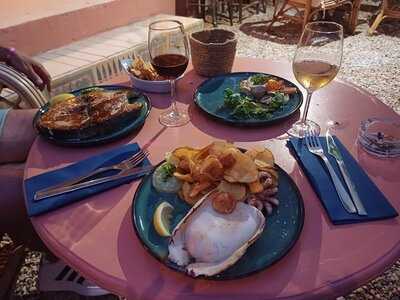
[39,97,90,130]
[85,91,142,124]
[39,91,143,131]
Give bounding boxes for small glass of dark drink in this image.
[148,20,190,127]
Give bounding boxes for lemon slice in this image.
[50,93,76,106]
[153,202,174,237]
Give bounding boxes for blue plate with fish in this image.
[194,72,303,126]
[34,85,151,147]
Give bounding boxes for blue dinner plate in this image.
[194,72,303,126]
[33,85,151,146]
[132,161,304,280]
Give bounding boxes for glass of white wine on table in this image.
[148,20,190,127]
[288,21,344,138]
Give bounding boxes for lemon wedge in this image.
[50,93,76,106]
[153,202,174,237]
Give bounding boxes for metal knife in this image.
[326,132,368,216]
[34,165,154,202]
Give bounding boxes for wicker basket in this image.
[190,29,237,77]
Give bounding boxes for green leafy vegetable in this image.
[160,162,176,182]
[223,88,287,120]
[249,74,269,85]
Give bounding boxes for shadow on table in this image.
[357,146,400,183]
[146,69,206,109]
[40,184,128,250]
[188,103,300,142]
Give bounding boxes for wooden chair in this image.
[186,0,222,26]
[267,0,362,33]
[221,0,264,25]
[368,0,400,34]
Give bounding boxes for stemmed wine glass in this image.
[288,21,344,138]
[148,20,190,127]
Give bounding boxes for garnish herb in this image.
[223,88,286,119]
[160,163,176,181]
[249,74,269,85]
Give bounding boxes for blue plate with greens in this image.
[34,85,151,147]
[132,160,304,280]
[194,72,303,126]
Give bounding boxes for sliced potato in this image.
[189,181,212,198]
[223,174,237,183]
[172,147,199,160]
[180,182,201,206]
[193,144,211,162]
[224,150,258,183]
[248,180,264,194]
[199,155,224,181]
[173,172,194,182]
[208,141,236,157]
[254,159,274,169]
[217,180,247,201]
[245,148,275,167]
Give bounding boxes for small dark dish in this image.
[33,85,151,146]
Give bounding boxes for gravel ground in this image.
[207,2,400,113]
[2,3,400,299]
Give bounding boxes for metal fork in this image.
[305,130,357,214]
[39,149,149,192]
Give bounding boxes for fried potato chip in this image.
[245,148,275,167]
[180,182,202,205]
[190,181,212,198]
[208,141,236,157]
[173,172,194,182]
[169,146,200,170]
[224,150,258,183]
[217,180,247,201]
[248,180,264,194]
[219,152,236,168]
[193,144,211,162]
[171,142,278,207]
[199,155,224,181]
[129,56,162,81]
[172,147,199,160]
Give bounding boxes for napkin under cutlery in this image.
[288,136,398,224]
[24,143,150,217]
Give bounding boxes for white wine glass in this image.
[288,21,343,137]
[148,20,190,127]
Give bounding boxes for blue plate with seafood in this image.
[34,85,151,146]
[132,144,304,280]
[194,72,303,126]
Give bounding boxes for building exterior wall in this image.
[1,0,175,55]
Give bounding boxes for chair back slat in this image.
[0,64,47,109]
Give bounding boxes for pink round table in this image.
[24,58,400,300]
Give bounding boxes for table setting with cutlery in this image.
[21,18,400,300]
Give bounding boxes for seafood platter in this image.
[133,141,304,279]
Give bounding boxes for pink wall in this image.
[1,0,175,55]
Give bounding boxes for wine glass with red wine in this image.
[148,20,190,127]
[288,21,343,137]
